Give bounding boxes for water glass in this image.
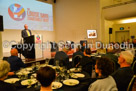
[45,59,49,66]
[78,66,82,72]
[55,60,59,66]
[36,62,40,69]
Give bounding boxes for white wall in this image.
[2,29,55,57]
[55,0,101,43]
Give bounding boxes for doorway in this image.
[115,31,129,43]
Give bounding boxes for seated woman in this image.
[96,42,106,54]
[107,42,114,53]
[36,66,56,91]
[88,57,117,91]
[0,60,16,91]
[112,42,121,54]
[83,48,91,57]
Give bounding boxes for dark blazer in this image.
[21,29,32,38]
[7,56,26,72]
[0,80,16,91]
[54,51,70,68]
[111,67,134,91]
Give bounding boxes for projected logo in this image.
[36,35,40,40]
[8,4,26,21]
[35,35,41,43]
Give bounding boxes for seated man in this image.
[111,51,134,91]
[73,45,84,58]
[54,48,69,68]
[36,66,56,91]
[0,60,16,91]
[80,48,93,76]
[7,48,25,72]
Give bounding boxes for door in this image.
[115,31,129,43]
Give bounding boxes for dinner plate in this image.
[63,79,79,86]
[4,78,20,83]
[21,79,37,86]
[31,73,37,78]
[25,68,33,71]
[52,82,62,89]
[91,53,97,55]
[71,73,85,78]
[16,71,30,75]
[96,55,101,57]
[91,55,95,56]
[70,68,81,72]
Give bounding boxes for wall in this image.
[112,22,136,42]
[1,2,56,57]
[0,32,3,59]
[100,0,136,44]
[55,0,101,43]
[2,29,55,57]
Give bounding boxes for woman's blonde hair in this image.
[0,60,10,78]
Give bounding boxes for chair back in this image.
[127,75,136,91]
[132,61,136,74]
[73,55,82,67]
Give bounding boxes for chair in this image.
[102,53,120,71]
[72,55,82,67]
[132,61,136,74]
[49,58,55,65]
[3,57,9,61]
[127,75,136,91]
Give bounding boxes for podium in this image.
[23,35,35,59]
[12,35,43,59]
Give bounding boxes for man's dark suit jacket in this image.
[7,56,26,72]
[0,80,16,91]
[54,51,70,68]
[21,29,32,38]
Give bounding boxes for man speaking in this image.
[21,24,32,38]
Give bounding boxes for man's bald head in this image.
[24,24,28,30]
[10,48,18,56]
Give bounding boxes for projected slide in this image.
[87,30,97,38]
[0,0,53,31]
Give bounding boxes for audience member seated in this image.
[96,42,106,54]
[111,51,134,91]
[132,39,136,48]
[125,44,135,56]
[54,48,70,68]
[7,48,25,72]
[81,42,86,52]
[112,42,121,54]
[50,42,58,58]
[80,48,93,76]
[36,66,56,91]
[102,53,119,71]
[88,57,117,91]
[0,60,16,91]
[107,42,114,53]
[72,46,84,67]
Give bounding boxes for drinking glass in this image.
[55,60,59,66]
[45,59,50,66]
[36,62,40,69]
